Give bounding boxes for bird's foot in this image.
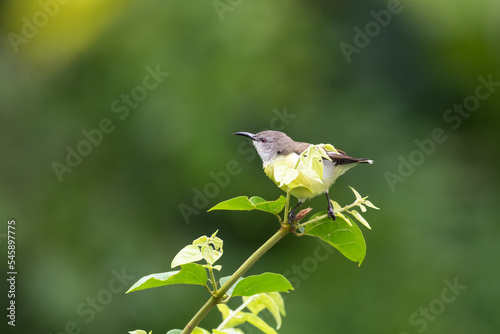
[287,211,296,228]
[327,204,336,221]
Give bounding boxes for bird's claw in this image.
[327,206,336,221]
[288,212,296,228]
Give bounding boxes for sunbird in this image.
[234,130,373,223]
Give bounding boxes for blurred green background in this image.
[1,0,499,333]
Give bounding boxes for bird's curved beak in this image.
[233,132,256,141]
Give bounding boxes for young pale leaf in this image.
[316,145,332,161]
[213,329,245,334]
[336,211,352,226]
[217,304,278,334]
[364,200,380,210]
[216,304,246,328]
[217,303,231,319]
[332,200,342,212]
[304,213,366,265]
[126,263,207,293]
[129,331,150,334]
[201,245,215,265]
[231,273,293,297]
[349,186,363,201]
[268,292,286,316]
[213,250,222,263]
[244,293,283,329]
[299,146,324,182]
[240,312,278,334]
[192,328,210,334]
[209,196,285,215]
[274,163,299,187]
[171,245,203,268]
[323,143,340,154]
[166,330,181,334]
[192,236,208,246]
[210,237,223,251]
[359,204,367,212]
[350,210,371,229]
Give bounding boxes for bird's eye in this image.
[260,138,267,143]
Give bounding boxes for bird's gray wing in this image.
[293,142,372,165]
[327,150,372,165]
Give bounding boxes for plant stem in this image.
[209,267,218,295]
[296,198,362,229]
[180,226,291,334]
[295,213,328,229]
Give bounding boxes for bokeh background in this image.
[1,0,499,333]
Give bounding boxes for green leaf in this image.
[219,276,244,297]
[208,196,256,211]
[171,245,203,268]
[129,331,150,334]
[304,213,366,265]
[249,196,266,205]
[254,196,286,214]
[166,331,181,334]
[126,263,207,293]
[231,273,293,297]
[208,196,285,215]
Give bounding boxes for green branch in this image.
[296,197,365,229]
[180,226,291,334]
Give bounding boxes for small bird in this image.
[234,130,373,224]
